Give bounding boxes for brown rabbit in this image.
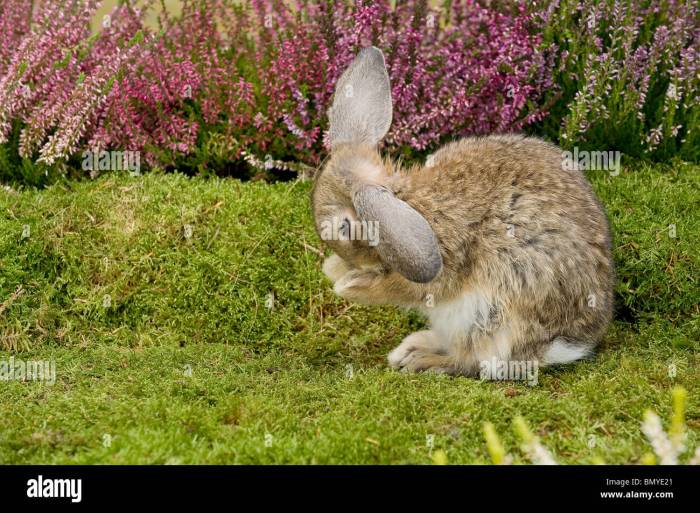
[312,47,614,377]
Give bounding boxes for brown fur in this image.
[313,136,614,375]
[310,49,614,376]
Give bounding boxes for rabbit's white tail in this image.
[542,337,594,365]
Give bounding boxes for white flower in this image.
[641,411,678,465]
[666,83,679,101]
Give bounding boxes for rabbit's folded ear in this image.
[352,185,442,283]
[328,47,392,148]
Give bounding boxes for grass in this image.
[0,161,698,464]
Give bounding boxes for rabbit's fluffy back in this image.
[390,134,614,362]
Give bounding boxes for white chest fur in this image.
[423,290,492,343]
[422,290,515,363]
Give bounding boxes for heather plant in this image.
[0,0,151,182]
[0,1,33,78]
[534,0,700,162]
[0,0,696,180]
[235,0,552,165]
[156,0,555,172]
[0,0,553,179]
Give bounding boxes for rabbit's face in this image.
[312,146,385,270]
[311,47,443,284]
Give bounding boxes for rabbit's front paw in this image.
[322,253,352,283]
[333,268,383,304]
[388,331,455,374]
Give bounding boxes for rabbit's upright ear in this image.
[353,185,442,283]
[328,47,392,148]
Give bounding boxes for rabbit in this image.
[311,47,614,376]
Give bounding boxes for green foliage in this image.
[0,124,69,188]
[590,160,700,327]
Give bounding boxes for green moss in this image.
[0,162,697,463]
